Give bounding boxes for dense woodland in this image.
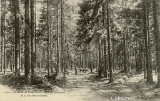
[0,0,160,93]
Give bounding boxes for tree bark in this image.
[1,2,4,72]
[35,0,37,71]
[98,37,102,77]
[103,0,107,77]
[47,0,50,78]
[24,0,30,78]
[14,0,20,76]
[144,0,153,83]
[3,0,6,75]
[56,1,59,74]
[112,39,115,71]
[30,0,35,80]
[147,0,153,82]
[107,0,113,83]
[153,0,160,87]
[123,28,127,73]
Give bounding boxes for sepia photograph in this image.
[0,0,160,101]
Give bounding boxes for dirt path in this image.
[64,70,110,101]
[64,70,160,101]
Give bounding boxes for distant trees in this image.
[76,0,113,83]
[32,0,77,78]
[0,0,73,81]
[75,0,159,84]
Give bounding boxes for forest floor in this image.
[0,69,160,101]
[64,70,160,101]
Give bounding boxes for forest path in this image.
[64,70,160,101]
[64,70,111,101]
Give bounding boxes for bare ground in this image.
[0,70,160,101]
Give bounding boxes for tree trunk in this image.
[107,0,113,83]
[3,1,6,75]
[59,0,64,74]
[35,0,37,71]
[24,0,30,78]
[96,47,98,72]
[112,39,115,71]
[153,0,160,87]
[1,2,4,72]
[47,0,50,78]
[143,39,147,78]
[84,45,87,71]
[56,1,59,74]
[98,37,102,77]
[144,0,153,83]
[123,28,127,73]
[14,0,20,76]
[104,37,107,77]
[49,6,53,73]
[103,1,107,77]
[147,0,153,82]
[30,0,35,80]
[18,0,21,74]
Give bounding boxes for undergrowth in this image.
[0,73,66,91]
